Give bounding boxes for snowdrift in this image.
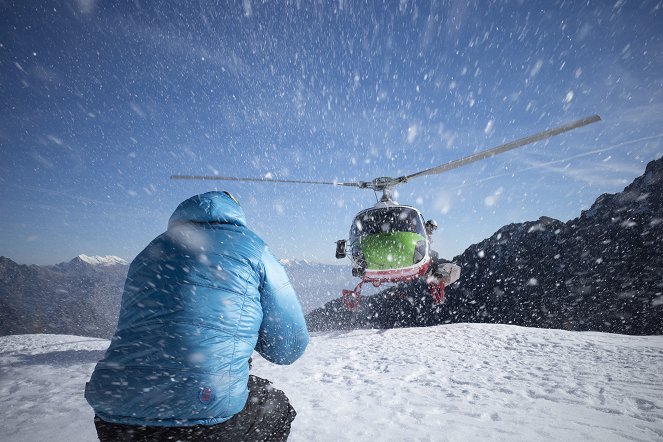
[1,325,661,441]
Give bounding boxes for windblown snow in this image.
[0,325,661,441]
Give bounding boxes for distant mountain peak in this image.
[0,256,16,266]
[581,156,663,220]
[73,254,128,266]
[631,155,663,190]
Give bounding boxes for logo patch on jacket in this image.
[199,386,214,404]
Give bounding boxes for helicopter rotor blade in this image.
[170,174,363,188]
[172,114,601,194]
[404,114,601,181]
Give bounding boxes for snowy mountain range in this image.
[1,326,661,441]
[307,156,663,336]
[2,157,662,339]
[0,255,128,338]
[0,254,351,338]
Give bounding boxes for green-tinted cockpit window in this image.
[350,207,425,243]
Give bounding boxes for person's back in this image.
[85,191,309,440]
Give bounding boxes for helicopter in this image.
[172,114,601,310]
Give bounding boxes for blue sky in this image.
[1,0,662,265]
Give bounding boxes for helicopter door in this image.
[349,207,428,270]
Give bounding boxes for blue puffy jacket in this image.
[85,191,309,427]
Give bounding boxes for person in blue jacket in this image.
[85,191,309,441]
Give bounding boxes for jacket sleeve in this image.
[255,247,309,365]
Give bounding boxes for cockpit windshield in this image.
[349,207,425,243]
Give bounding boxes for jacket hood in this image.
[168,191,246,228]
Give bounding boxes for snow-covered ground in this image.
[1,325,662,441]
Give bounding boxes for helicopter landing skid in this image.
[342,274,444,310]
[342,278,367,310]
[427,280,446,304]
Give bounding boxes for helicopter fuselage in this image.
[343,202,432,284]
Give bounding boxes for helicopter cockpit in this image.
[348,206,428,270]
[350,206,425,237]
